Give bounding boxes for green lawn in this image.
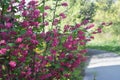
[87,40,120,55]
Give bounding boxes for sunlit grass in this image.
[87,34,120,54]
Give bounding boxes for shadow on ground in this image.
[87,49,119,57]
[87,45,120,54]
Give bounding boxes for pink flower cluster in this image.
[0,0,104,80]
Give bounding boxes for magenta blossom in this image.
[0,48,7,55]
[61,2,68,6]
[90,36,94,39]
[43,12,48,17]
[45,6,51,10]
[26,28,33,36]
[80,49,88,54]
[9,61,16,68]
[30,39,39,45]
[85,24,94,30]
[52,38,59,47]
[18,57,26,62]
[97,28,102,33]
[33,9,40,18]
[47,56,53,61]
[101,22,106,25]
[53,19,59,25]
[40,73,52,80]
[28,0,38,6]
[43,21,49,26]
[64,73,70,78]
[0,40,6,45]
[0,24,4,28]
[21,21,29,27]
[16,37,23,43]
[22,10,28,17]
[75,23,81,28]
[59,13,66,19]
[30,21,39,27]
[64,25,70,32]
[80,41,86,45]
[19,0,25,10]
[50,49,56,55]
[5,22,13,28]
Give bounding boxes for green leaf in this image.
[38,6,44,13]
[20,29,26,35]
[55,63,60,68]
[8,43,15,47]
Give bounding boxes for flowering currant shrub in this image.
[0,0,104,80]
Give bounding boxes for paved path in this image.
[84,49,120,80]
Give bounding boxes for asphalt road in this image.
[84,49,120,80]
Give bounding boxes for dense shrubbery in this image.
[0,0,103,80]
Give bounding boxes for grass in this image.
[87,39,120,54]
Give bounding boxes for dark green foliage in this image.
[79,2,96,22]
